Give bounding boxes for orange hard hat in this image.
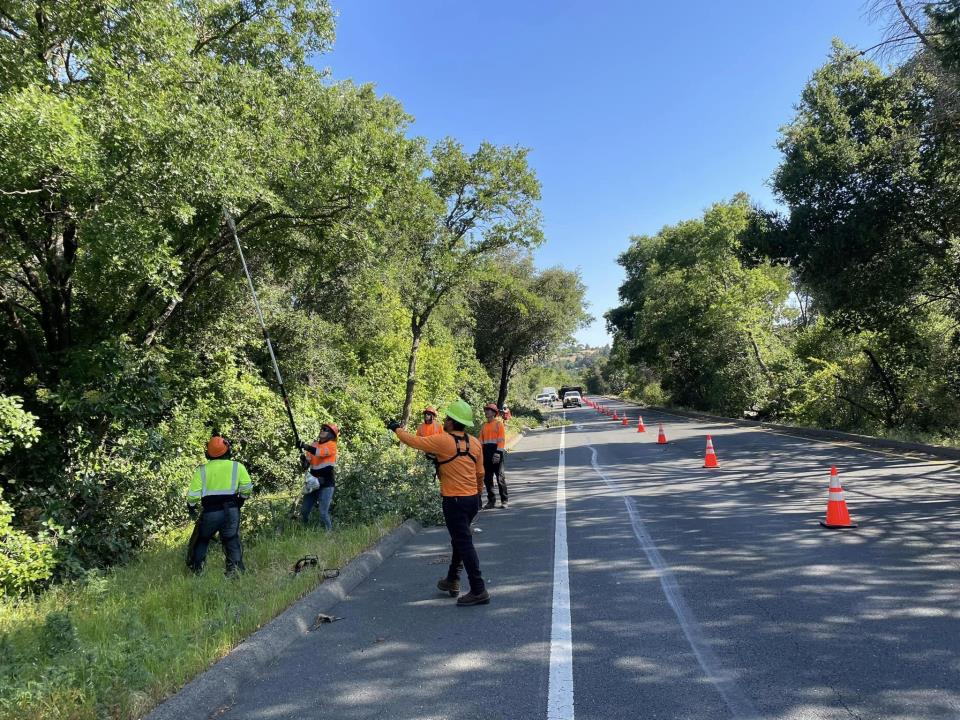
[484,403,500,413]
[206,435,230,458]
[322,423,339,438]
[423,406,438,416]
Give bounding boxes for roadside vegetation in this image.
[0,516,398,720]
[595,3,960,448]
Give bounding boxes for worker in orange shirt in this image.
[299,423,339,530]
[480,403,508,509]
[416,406,442,437]
[387,400,489,606]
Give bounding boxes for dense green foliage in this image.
[605,5,960,443]
[0,1,585,594]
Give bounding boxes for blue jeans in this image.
[302,485,334,530]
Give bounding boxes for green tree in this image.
[607,195,792,415]
[763,42,960,334]
[389,139,543,424]
[471,253,590,407]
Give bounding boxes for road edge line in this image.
[588,446,759,720]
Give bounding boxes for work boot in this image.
[484,501,496,510]
[437,578,460,597]
[500,501,509,509]
[457,590,490,606]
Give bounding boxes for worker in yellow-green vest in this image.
[186,433,254,575]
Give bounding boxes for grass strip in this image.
[0,514,401,720]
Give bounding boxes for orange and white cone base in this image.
[613,411,619,420]
[703,435,719,468]
[657,423,667,444]
[621,415,628,426]
[637,416,646,433]
[820,466,858,529]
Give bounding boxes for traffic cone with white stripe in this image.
[613,410,619,421]
[637,416,646,433]
[621,414,628,426]
[703,435,719,468]
[820,466,857,529]
[657,423,667,444]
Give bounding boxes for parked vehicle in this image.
[536,393,553,406]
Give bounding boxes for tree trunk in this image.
[748,331,773,387]
[401,317,424,426]
[863,347,901,427]
[496,356,511,409]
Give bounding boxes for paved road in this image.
[220,401,960,719]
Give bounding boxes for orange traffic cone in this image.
[613,411,619,421]
[820,467,857,529]
[621,415,628,426]
[637,416,646,433]
[703,435,719,468]
[657,423,667,444]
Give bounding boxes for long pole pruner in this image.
[223,207,302,449]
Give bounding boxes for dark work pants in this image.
[190,505,244,574]
[483,450,508,503]
[442,495,485,594]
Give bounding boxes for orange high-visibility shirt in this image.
[304,440,337,468]
[416,421,443,437]
[480,419,506,450]
[394,429,484,496]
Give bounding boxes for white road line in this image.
[547,421,574,720]
[589,445,760,720]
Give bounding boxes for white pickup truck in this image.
[561,390,582,408]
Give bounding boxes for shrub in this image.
[0,489,56,597]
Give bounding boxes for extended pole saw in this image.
[223,207,302,449]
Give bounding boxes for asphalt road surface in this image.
[219,401,960,720]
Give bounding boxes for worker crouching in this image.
[388,400,489,606]
[300,423,339,530]
[186,434,253,575]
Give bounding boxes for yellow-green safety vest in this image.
[187,459,253,507]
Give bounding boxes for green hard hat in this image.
[442,399,475,428]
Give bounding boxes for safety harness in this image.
[435,433,478,466]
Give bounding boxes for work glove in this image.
[298,441,309,451]
[187,504,199,520]
[237,496,246,509]
[492,452,503,465]
[386,419,402,432]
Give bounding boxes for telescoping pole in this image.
[222,207,302,448]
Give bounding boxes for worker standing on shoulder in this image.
[186,433,253,575]
[387,400,489,606]
[480,403,508,509]
[300,423,339,531]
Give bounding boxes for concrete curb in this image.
[145,519,421,720]
[598,395,960,461]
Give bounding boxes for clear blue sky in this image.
[318,1,884,346]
